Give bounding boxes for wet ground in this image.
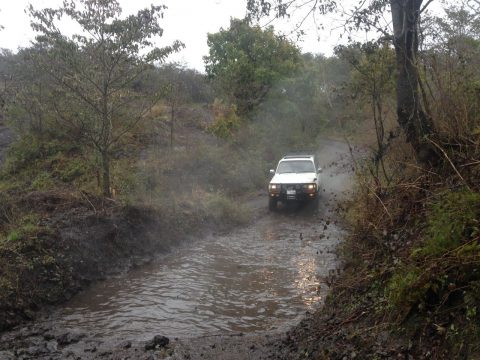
[48,210,340,339]
[0,139,354,359]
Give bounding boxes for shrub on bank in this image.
[334,142,480,358]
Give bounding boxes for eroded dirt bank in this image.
[0,194,201,332]
[0,139,355,360]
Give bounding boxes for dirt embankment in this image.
[0,189,237,334]
[0,194,154,331]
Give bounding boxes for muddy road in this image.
[0,139,354,360]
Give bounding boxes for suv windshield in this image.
[277,160,315,173]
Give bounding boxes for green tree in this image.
[337,42,396,180]
[3,48,54,139]
[28,0,183,196]
[158,63,190,148]
[0,50,14,125]
[246,0,436,162]
[204,18,301,116]
[421,3,480,144]
[241,54,350,156]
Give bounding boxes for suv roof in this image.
[282,154,315,160]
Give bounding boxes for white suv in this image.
[268,154,322,210]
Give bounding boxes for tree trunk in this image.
[390,0,435,162]
[101,150,111,197]
[170,105,175,149]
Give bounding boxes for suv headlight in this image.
[269,184,281,193]
[303,183,316,192]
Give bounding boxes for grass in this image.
[0,135,95,192]
[415,189,480,258]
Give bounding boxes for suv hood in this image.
[270,172,317,184]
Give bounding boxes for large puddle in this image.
[49,208,342,341]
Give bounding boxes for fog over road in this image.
[0,139,354,360]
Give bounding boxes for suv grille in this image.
[282,184,303,191]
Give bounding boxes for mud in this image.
[0,139,355,359]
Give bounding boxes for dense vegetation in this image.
[0,0,479,357]
[246,0,480,357]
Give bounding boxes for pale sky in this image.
[0,0,445,71]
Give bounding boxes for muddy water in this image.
[48,206,342,342]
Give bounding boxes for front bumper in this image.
[269,184,318,201]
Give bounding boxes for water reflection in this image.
[47,213,342,341]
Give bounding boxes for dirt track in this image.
[0,139,355,360]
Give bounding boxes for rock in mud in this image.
[145,335,170,350]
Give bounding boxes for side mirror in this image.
[269,169,275,175]
[317,167,323,173]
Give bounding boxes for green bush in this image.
[6,230,20,242]
[4,213,42,242]
[385,189,480,320]
[30,171,55,190]
[59,158,87,182]
[4,136,77,174]
[415,189,480,258]
[204,191,250,226]
[0,132,97,192]
[386,267,426,312]
[208,105,242,139]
